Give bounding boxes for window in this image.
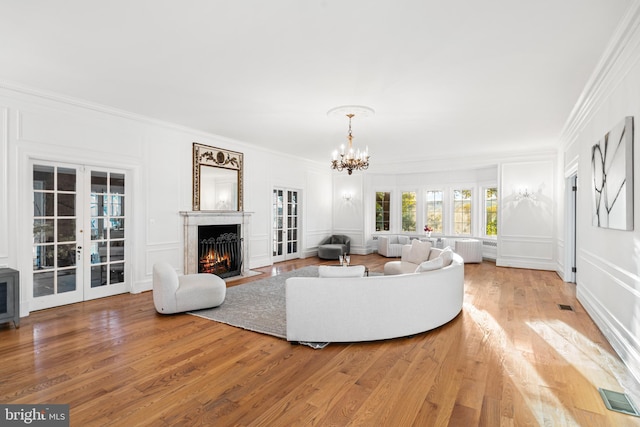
[375,192,390,231]
[424,190,443,233]
[485,187,498,236]
[453,189,472,234]
[401,191,417,232]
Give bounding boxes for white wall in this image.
[497,158,556,270]
[558,3,640,382]
[0,84,331,316]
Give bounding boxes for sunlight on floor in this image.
[526,319,640,404]
[464,302,578,425]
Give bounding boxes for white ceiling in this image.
[0,1,632,165]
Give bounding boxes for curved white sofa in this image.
[285,253,464,343]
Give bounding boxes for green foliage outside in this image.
[375,192,390,231]
[453,189,472,234]
[402,192,416,232]
[485,188,498,235]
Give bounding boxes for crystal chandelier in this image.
[329,106,372,175]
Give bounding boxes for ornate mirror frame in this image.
[192,142,243,211]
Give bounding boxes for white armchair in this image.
[377,235,410,257]
[152,262,226,314]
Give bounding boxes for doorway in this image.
[31,161,128,310]
[272,188,300,262]
[565,173,577,283]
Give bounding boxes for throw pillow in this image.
[397,236,410,245]
[407,239,431,264]
[415,257,444,272]
[428,247,443,260]
[438,246,454,267]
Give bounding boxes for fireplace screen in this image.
[198,225,242,278]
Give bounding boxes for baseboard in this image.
[578,285,640,386]
[496,257,556,271]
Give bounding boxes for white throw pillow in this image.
[397,236,410,245]
[438,246,454,267]
[407,239,431,265]
[415,256,444,272]
[318,265,366,278]
[428,247,443,260]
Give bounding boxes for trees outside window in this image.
[425,190,443,233]
[485,187,498,236]
[453,189,472,234]
[401,191,417,232]
[375,192,390,231]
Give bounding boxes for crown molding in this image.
[0,80,328,168]
[559,1,640,151]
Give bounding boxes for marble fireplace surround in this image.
[180,211,252,276]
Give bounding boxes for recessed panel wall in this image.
[498,160,555,270]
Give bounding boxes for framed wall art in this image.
[591,116,634,230]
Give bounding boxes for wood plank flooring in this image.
[1,255,640,426]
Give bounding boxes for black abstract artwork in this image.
[591,116,634,230]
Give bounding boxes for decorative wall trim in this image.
[0,81,325,167]
[578,285,640,384]
[140,245,182,293]
[577,248,640,382]
[495,257,557,271]
[581,249,640,297]
[0,107,8,262]
[560,2,640,149]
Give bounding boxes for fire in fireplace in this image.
[198,225,242,278]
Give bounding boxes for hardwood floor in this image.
[1,255,639,426]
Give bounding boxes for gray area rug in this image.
[189,266,328,348]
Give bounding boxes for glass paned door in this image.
[32,164,83,309]
[86,170,127,299]
[272,188,300,262]
[31,162,128,310]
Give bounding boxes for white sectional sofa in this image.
[384,241,453,275]
[285,244,464,343]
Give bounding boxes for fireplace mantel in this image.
[180,211,252,276]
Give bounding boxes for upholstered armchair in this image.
[152,262,226,314]
[377,235,410,257]
[317,235,351,260]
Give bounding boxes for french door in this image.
[31,161,128,310]
[272,188,300,262]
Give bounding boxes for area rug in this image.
[189,266,329,349]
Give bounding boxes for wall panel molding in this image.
[581,249,640,296]
[578,285,640,384]
[0,107,8,263]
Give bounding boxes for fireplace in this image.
[198,225,242,278]
[181,211,251,277]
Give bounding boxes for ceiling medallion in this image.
[328,105,374,175]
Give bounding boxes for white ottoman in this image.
[454,239,483,263]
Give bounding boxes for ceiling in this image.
[0,1,632,166]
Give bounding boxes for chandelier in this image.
[329,106,373,175]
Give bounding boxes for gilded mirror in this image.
[192,143,243,211]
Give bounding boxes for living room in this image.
[1,1,640,424]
